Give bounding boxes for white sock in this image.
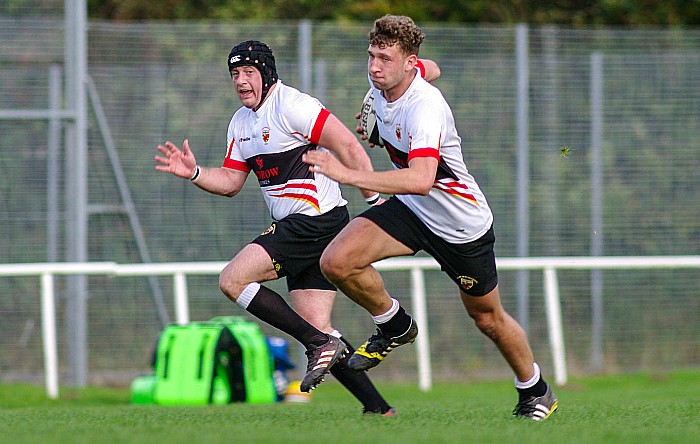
[514,362,541,389]
[235,282,261,310]
[372,298,400,324]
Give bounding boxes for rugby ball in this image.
[359,88,384,147]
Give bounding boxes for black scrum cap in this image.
[227,40,278,102]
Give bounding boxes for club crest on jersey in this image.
[457,275,478,291]
[262,126,270,144]
[260,223,276,236]
[395,123,402,141]
[255,157,263,169]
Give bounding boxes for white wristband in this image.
[365,193,381,206]
[190,165,201,181]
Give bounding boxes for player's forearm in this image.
[303,149,434,196]
[191,166,244,197]
[340,167,433,196]
[337,145,380,199]
[340,154,436,196]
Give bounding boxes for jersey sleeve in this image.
[223,116,250,171]
[415,59,427,79]
[282,92,330,146]
[406,94,444,163]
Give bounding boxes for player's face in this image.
[367,44,416,100]
[231,66,263,109]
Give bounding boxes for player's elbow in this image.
[412,178,434,196]
[415,186,432,196]
[349,145,374,171]
[412,189,431,196]
[406,158,438,195]
[422,60,441,83]
[427,66,441,83]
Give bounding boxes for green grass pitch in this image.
[1,370,698,443]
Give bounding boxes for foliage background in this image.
[83,0,700,26]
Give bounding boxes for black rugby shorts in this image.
[359,196,498,296]
[251,205,349,292]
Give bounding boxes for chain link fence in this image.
[1,10,699,386]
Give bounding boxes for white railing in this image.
[1,255,699,399]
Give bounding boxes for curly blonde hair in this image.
[368,15,425,56]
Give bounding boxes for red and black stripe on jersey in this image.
[383,141,456,182]
[384,142,478,204]
[248,143,315,187]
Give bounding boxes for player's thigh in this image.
[322,217,413,268]
[290,289,336,333]
[221,243,278,288]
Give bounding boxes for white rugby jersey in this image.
[370,74,494,243]
[223,81,347,220]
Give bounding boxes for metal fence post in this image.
[590,51,604,371]
[41,272,59,399]
[410,267,432,391]
[515,23,531,332]
[543,267,567,385]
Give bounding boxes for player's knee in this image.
[319,249,344,283]
[219,268,242,302]
[218,274,234,301]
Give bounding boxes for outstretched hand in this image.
[155,139,197,179]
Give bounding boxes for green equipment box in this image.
[132,316,276,405]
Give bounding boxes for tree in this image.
[83,0,700,26]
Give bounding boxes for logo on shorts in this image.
[457,275,478,291]
[262,127,270,144]
[261,223,276,236]
[271,258,281,272]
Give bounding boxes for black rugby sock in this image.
[517,377,548,399]
[330,337,391,413]
[377,306,413,338]
[246,285,328,348]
